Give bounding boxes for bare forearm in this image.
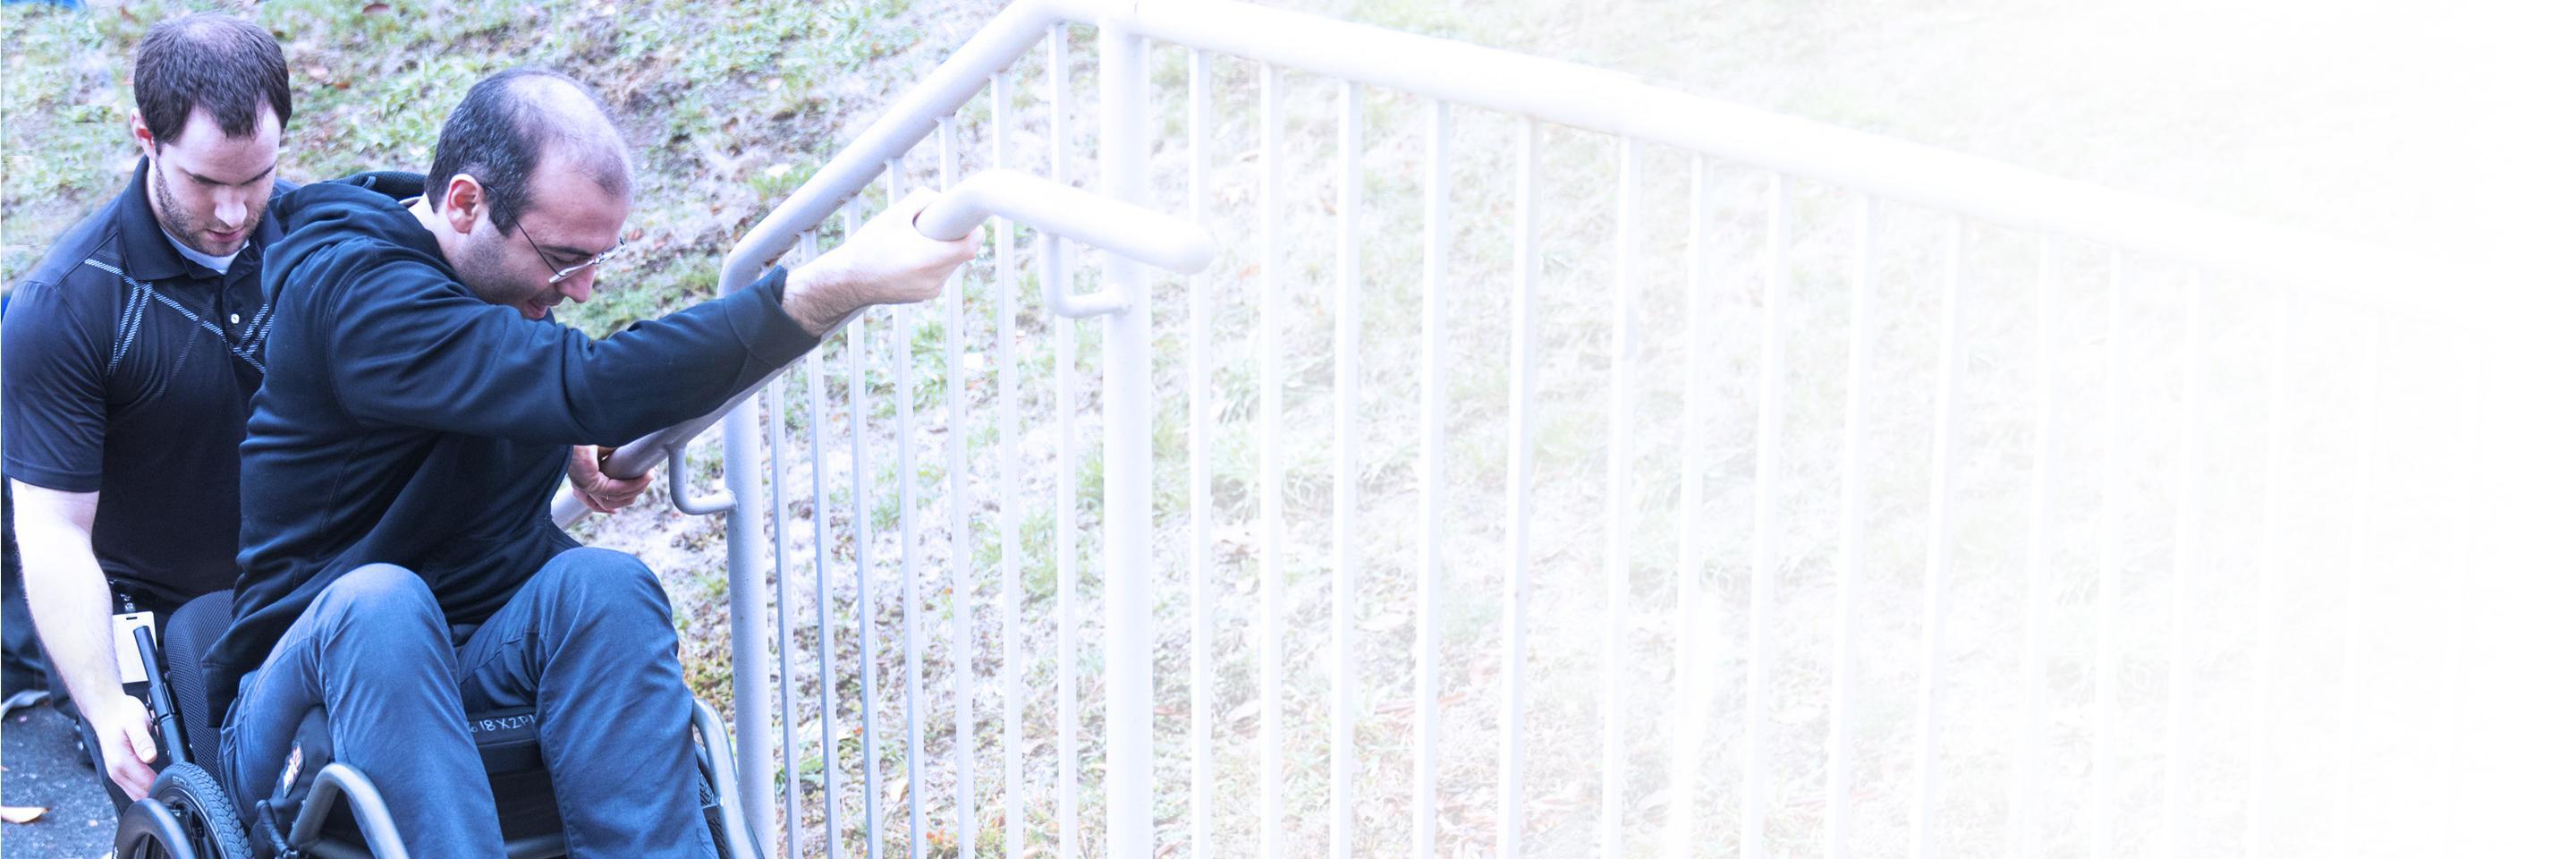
[11,483,125,722]
[19,530,123,719]
[779,266,856,337]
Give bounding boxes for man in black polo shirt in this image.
[3,13,301,806]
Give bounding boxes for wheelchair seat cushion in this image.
[161,590,234,760]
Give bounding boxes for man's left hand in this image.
[566,445,653,514]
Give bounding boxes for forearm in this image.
[780,265,855,336]
[17,524,125,722]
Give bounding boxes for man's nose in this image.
[215,194,250,231]
[560,269,596,303]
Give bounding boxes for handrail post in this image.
[720,399,777,855]
[1097,21,1154,859]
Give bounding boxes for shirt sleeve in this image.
[2,279,110,493]
[312,246,818,447]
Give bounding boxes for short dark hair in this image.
[133,13,292,146]
[426,68,630,233]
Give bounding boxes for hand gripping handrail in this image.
[547,168,1215,527]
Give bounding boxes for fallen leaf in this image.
[361,3,390,13]
[1,805,46,824]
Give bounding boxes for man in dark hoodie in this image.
[204,68,972,855]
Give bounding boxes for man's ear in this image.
[130,109,156,159]
[442,174,487,235]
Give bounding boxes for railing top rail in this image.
[719,0,2445,316]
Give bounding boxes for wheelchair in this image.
[109,591,764,859]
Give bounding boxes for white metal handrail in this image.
[681,3,2462,859]
[544,169,1213,527]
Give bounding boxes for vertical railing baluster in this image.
[1826,197,1875,859]
[1666,156,1712,859]
[1049,235,1081,859]
[990,69,1025,859]
[1256,60,1287,859]
[1498,115,1540,859]
[801,229,837,859]
[1601,135,1640,859]
[888,154,928,859]
[772,324,801,859]
[2092,256,2126,859]
[1911,217,1967,859]
[1916,217,1968,856]
[1096,25,1154,859]
[1330,77,1363,859]
[2244,289,2290,859]
[2162,273,2206,859]
[2010,240,2058,859]
[1186,46,1216,859]
[1415,98,1451,859]
[2439,345,2484,857]
[2333,321,2384,859]
[1046,22,1080,859]
[846,196,884,859]
[728,191,780,855]
[936,117,978,859]
[1746,172,1788,859]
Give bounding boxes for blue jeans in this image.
[218,548,714,857]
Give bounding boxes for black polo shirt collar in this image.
[110,156,280,290]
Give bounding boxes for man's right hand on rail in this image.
[779,190,978,336]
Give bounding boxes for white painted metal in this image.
[1497,116,1539,859]
[1666,156,1712,859]
[620,0,2444,559]
[803,232,839,859]
[1184,47,1215,859]
[672,5,2456,859]
[1095,25,1154,859]
[886,154,930,859]
[2010,241,2058,859]
[1601,136,1640,859]
[1415,98,1450,859]
[769,353,800,859]
[2092,258,2126,859]
[1072,0,2436,297]
[992,71,1026,859]
[939,119,978,859]
[2244,290,2290,859]
[1047,24,1081,859]
[1911,217,1967,859]
[2163,274,2206,859]
[2439,347,2485,857]
[1826,197,1875,859]
[844,200,886,859]
[1256,60,1287,859]
[1330,77,1362,859]
[2333,322,2384,859]
[727,296,773,854]
[1746,172,1788,859]
[915,169,1216,279]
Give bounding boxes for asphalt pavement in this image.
[1,703,114,858]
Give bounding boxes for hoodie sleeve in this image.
[310,244,819,446]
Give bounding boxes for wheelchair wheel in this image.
[148,762,254,859]
[114,798,194,859]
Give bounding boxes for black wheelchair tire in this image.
[114,797,196,859]
[148,762,254,859]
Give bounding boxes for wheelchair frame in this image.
[111,617,764,859]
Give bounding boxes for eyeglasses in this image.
[516,223,626,285]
